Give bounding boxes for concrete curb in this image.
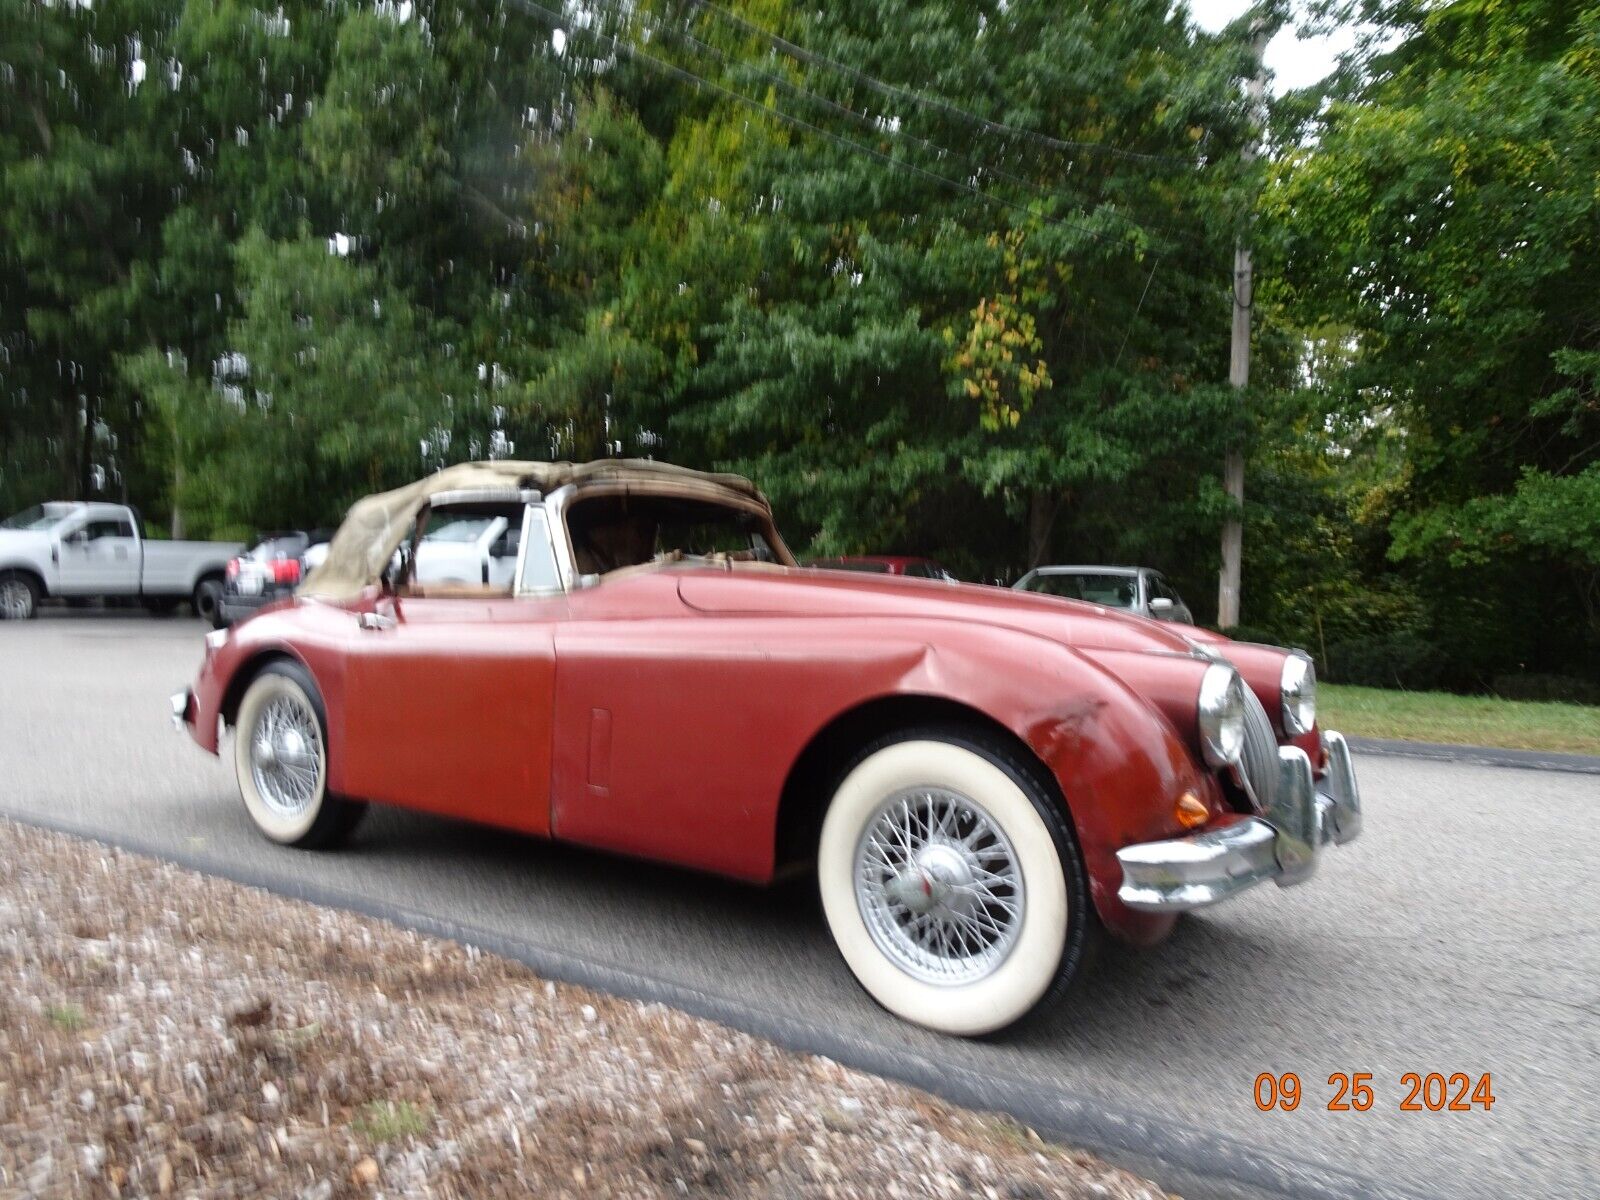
[3,809,1433,1200]
[1346,736,1600,775]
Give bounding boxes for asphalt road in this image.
[3,613,1596,1200]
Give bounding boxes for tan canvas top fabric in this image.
[301,459,766,600]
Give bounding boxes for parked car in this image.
[807,555,958,581]
[1014,564,1194,624]
[0,502,242,623]
[220,530,334,628]
[173,460,1359,1037]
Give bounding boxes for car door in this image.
[55,515,139,595]
[335,504,565,835]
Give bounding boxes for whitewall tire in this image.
[817,730,1091,1036]
[234,661,364,848]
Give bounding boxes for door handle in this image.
[357,611,395,632]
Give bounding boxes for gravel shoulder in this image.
[0,820,1172,1200]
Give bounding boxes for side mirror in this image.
[1149,596,1175,615]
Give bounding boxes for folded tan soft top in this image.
[301,459,766,600]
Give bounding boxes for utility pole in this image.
[1217,14,1273,631]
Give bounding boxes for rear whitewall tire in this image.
[817,732,1088,1037]
[233,662,364,848]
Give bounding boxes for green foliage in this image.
[2,0,1594,687]
[1266,0,1600,682]
[352,1099,430,1143]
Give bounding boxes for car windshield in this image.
[423,515,499,543]
[567,494,777,575]
[1022,572,1138,607]
[1,503,73,531]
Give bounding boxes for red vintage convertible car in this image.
[173,459,1361,1036]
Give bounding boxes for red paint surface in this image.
[184,558,1312,947]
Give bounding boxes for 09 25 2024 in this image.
[1252,1071,1495,1112]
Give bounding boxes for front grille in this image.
[1238,685,1279,814]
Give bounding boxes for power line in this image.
[653,4,1206,249]
[690,0,1199,169]
[504,0,1169,265]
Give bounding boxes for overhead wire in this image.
[501,0,1227,326]
[503,0,1210,281]
[648,3,1210,248]
[689,0,1201,169]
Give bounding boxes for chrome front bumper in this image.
[1117,731,1362,912]
[169,688,193,731]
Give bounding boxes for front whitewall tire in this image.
[233,662,364,849]
[818,735,1079,1036]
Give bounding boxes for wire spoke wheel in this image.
[247,694,323,817]
[854,787,1025,985]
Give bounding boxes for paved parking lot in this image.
[2,612,1595,1199]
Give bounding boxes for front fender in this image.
[816,620,1214,946]
[184,600,352,757]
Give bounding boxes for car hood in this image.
[677,567,1204,657]
[0,529,50,560]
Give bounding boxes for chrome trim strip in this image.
[542,484,584,592]
[426,487,542,508]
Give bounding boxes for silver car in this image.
[1013,564,1194,624]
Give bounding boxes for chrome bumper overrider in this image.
[1117,731,1363,912]
[169,689,192,731]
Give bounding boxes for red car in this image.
[173,460,1361,1036]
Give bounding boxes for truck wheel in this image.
[816,727,1093,1036]
[234,660,365,848]
[0,572,39,620]
[192,577,224,627]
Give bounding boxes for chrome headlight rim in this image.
[1280,652,1317,736]
[1197,662,1246,769]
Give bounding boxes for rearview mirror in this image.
[1149,597,1174,614]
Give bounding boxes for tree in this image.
[1268,0,1600,679]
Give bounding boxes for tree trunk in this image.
[1026,490,1063,569]
[170,463,185,539]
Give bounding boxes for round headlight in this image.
[1281,652,1317,735]
[1197,662,1246,768]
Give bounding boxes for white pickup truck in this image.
[0,502,243,623]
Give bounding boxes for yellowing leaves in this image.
[942,294,1053,433]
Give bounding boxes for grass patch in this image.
[352,1099,430,1143]
[45,1002,86,1031]
[1320,684,1600,755]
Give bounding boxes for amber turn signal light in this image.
[1175,791,1209,830]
